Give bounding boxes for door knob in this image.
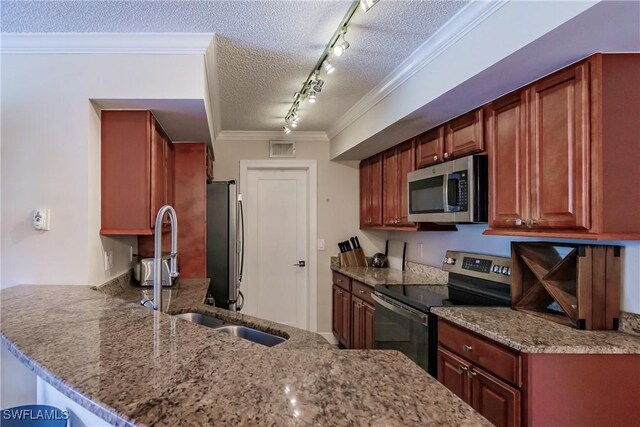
[293,261,306,267]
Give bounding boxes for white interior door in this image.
[244,168,308,329]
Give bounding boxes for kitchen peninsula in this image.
[0,276,491,427]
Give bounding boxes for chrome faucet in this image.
[140,205,179,312]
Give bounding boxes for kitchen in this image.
[2,1,640,426]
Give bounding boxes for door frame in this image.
[239,159,318,332]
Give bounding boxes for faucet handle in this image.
[170,271,180,279]
[140,298,154,309]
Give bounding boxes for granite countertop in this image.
[0,277,491,426]
[432,306,640,354]
[331,261,448,287]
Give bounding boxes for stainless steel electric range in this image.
[372,250,512,377]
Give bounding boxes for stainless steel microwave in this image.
[407,154,488,223]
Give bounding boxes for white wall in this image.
[1,53,207,288]
[213,139,385,334]
[375,226,640,314]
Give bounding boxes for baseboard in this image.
[319,333,339,345]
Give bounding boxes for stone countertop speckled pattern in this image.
[432,307,640,354]
[331,264,448,287]
[0,281,492,427]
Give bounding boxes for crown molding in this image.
[216,130,329,142]
[0,33,215,54]
[327,0,508,139]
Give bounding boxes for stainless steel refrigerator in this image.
[206,180,244,311]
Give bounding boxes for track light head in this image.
[283,125,291,134]
[312,79,324,93]
[333,34,350,57]
[308,91,317,103]
[360,0,380,12]
[322,59,335,74]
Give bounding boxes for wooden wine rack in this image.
[511,242,621,330]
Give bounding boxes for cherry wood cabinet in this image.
[437,318,640,427]
[383,139,416,227]
[101,110,175,235]
[485,53,640,239]
[332,272,376,349]
[416,127,445,168]
[415,109,484,169]
[359,154,383,228]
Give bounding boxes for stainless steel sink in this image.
[173,313,286,347]
[215,325,286,347]
[173,312,230,329]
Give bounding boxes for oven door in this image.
[372,292,437,376]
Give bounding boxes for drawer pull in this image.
[337,279,342,283]
[457,365,468,374]
[463,344,472,353]
[359,290,365,294]
[467,369,477,378]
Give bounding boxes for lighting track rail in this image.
[283,0,380,133]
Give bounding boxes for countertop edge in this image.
[432,307,640,355]
[1,333,138,427]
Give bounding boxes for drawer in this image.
[352,280,374,306]
[438,320,521,386]
[332,271,351,291]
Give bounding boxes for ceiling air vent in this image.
[270,141,296,158]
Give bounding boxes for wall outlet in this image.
[317,239,325,251]
[129,246,133,262]
[32,209,51,231]
[417,242,424,258]
[104,250,113,271]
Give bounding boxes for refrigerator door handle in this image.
[238,196,245,284]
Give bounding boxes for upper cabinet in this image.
[485,53,640,239]
[360,154,383,228]
[383,139,416,227]
[101,110,175,235]
[416,109,484,169]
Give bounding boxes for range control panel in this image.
[442,250,512,285]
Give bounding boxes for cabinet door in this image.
[397,140,415,226]
[416,127,444,168]
[150,120,168,227]
[165,139,175,208]
[382,149,399,226]
[471,367,521,427]
[529,63,590,230]
[359,159,370,228]
[369,154,383,226]
[437,348,472,403]
[487,92,529,229]
[332,285,342,340]
[340,290,352,348]
[445,109,484,159]
[363,302,375,350]
[351,297,364,349]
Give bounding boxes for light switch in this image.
[417,242,424,258]
[317,239,325,251]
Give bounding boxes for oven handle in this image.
[372,292,429,326]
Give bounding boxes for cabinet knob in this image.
[457,365,468,374]
[337,279,342,283]
[359,289,365,294]
[467,369,477,378]
[444,152,449,159]
[433,155,438,161]
[515,218,523,226]
[463,344,472,353]
[526,218,537,228]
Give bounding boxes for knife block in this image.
[339,249,367,267]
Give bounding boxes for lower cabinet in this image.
[437,318,640,427]
[332,271,375,349]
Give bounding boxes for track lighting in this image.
[282,0,377,133]
[359,0,379,12]
[322,59,335,74]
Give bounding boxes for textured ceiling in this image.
[1,0,469,132]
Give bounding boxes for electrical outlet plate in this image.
[318,239,325,251]
[417,242,424,258]
[33,209,51,231]
[104,250,113,271]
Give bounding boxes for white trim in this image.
[326,0,508,139]
[319,333,339,346]
[239,160,318,332]
[0,33,214,54]
[217,130,329,142]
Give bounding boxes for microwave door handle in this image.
[442,173,450,212]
